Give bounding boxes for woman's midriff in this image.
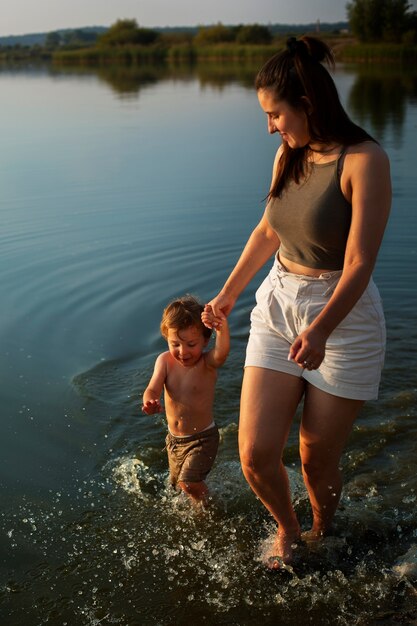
[278,253,338,277]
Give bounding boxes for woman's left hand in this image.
[288,327,328,370]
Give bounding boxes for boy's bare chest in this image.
[165,362,215,400]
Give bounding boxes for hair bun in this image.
[286,36,333,66]
[286,37,305,57]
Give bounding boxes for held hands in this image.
[202,292,236,330]
[142,399,163,415]
[288,326,327,371]
[201,303,226,331]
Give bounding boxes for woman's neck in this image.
[307,142,342,163]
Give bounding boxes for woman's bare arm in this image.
[208,146,282,320]
[209,212,280,319]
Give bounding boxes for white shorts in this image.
[245,257,386,400]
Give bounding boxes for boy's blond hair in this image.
[160,295,212,340]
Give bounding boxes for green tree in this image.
[235,24,272,45]
[347,0,413,42]
[402,9,417,43]
[62,29,99,48]
[382,0,413,41]
[98,19,159,46]
[45,31,62,49]
[194,23,235,45]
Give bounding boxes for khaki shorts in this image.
[165,425,219,486]
[245,257,386,400]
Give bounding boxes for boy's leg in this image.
[165,433,180,488]
[178,480,209,503]
[177,427,219,504]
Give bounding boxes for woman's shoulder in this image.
[345,140,388,161]
[343,141,390,175]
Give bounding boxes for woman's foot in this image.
[266,530,302,570]
[301,526,332,545]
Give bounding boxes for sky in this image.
[3,0,417,37]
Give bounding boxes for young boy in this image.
[142,295,230,504]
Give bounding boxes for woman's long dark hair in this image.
[255,36,375,198]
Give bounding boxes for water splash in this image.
[393,544,417,581]
[112,456,157,496]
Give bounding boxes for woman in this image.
[207,36,391,569]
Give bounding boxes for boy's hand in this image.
[142,399,163,415]
[202,303,225,330]
[203,303,230,368]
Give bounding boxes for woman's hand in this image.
[202,291,236,329]
[288,326,328,371]
[201,303,225,330]
[202,213,279,330]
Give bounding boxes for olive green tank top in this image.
[265,151,351,270]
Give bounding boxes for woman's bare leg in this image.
[300,385,364,539]
[238,366,305,565]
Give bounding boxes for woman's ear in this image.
[301,96,313,115]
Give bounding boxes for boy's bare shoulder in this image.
[154,351,171,369]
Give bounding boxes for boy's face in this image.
[166,325,209,367]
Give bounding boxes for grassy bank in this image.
[4,39,417,66]
[0,48,51,62]
[52,43,276,65]
[338,43,417,62]
[53,40,417,65]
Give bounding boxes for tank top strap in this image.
[336,145,349,179]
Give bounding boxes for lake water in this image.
[1,60,416,625]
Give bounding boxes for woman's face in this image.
[257,88,311,149]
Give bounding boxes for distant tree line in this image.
[35,19,276,51]
[0,19,275,55]
[193,23,272,45]
[87,10,417,47]
[52,8,415,49]
[96,19,159,46]
[45,28,99,49]
[92,19,274,47]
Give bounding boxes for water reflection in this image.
[189,61,259,90]
[345,64,417,142]
[49,60,417,141]
[49,60,260,95]
[5,60,417,138]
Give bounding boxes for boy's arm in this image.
[202,305,230,369]
[142,353,167,414]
